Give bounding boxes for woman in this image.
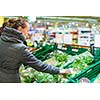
[0,18,71,83]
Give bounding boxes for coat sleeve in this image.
[20,47,60,74]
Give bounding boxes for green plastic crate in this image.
[33,44,57,61]
[94,48,100,62]
[58,46,88,56]
[33,44,89,61]
[32,44,100,83]
[33,44,51,55]
[67,60,100,83]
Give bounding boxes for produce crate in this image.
[33,44,57,61]
[33,44,88,60]
[21,44,98,83]
[94,48,100,62]
[67,60,100,83]
[58,45,88,56]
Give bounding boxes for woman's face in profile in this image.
[18,22,30,39]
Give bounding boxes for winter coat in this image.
[0,27,59,83]
[0,27,3,36]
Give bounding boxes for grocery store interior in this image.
[0,16,100,83]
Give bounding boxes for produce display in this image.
[69,51,94,73]
[44,51,68,67]
[19,66,68,83]
[19,50,94,83]
[19,51,69,83]
[61,51,94,79]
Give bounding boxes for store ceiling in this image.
[36,16,100,23]
[4,16,100,24]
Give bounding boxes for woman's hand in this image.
[59,68,73,75]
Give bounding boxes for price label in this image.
[78,34,90,46]
[55,34,63,43]
[94,34,100,47]
[63,34,73,44]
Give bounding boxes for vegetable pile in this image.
[19,50,94,83]
[64,51,94,78]
[44,51,68,67]
[19,66,68,83]
[71,51,93,71]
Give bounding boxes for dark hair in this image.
[2,22,9,28]
[7,18,28,29]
